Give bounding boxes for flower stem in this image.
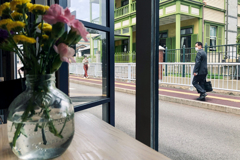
[37,18,44,58]
[12,96,35,147]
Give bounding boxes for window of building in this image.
[122,27,130,34]
[122,39,129,52]
[181,27,193,35]
[159,32,168,38]
[159,32,168,48]
[121,0,129,6]
[115,29,121,34]
[210,26,217,50]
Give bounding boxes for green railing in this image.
[159,0,202,3]
[115,52,136,63]
[114,5,129,18]
[159,0,169,3]
[165,44,240,63]
[114,0,203,18]
[131,1,136,12]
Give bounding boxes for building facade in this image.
[114,0,239,62]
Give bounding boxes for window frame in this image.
[57,0,115,126]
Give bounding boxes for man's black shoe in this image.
[197,93,207,101]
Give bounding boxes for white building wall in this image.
[225,0,238,59]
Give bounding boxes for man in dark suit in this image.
[192,42,208,101]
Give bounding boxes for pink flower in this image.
[53,43,76,63]
[43,4,75,25]
[70,20,89,42]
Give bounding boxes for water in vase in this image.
[7,114,74,160]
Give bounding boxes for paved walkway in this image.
[69,75,240,109]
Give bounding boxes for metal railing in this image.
[69,62,240,92]
[159,62,240,92]
[131,1,136,12]
[69,63,136,81]
[114,5,129,18]
[159,0,170,3]
[115,52,136,63]
[165,44,240,63]
[69,63,103,78]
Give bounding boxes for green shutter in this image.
[217,26,223,52]
[191,34,198,48]
[205,24,210,46]
[191,34,198,62]
[238,28,240,37]
[166,38,172,49]
[217,26,223,45]
[132,43,136,52]
[171,37,176,49]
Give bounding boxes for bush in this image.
[237,35,240,55]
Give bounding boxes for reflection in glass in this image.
[69,28,108,105]
[68,0,106,26]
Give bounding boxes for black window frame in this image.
[57,0,115,126]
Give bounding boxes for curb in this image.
[70,79,240,116]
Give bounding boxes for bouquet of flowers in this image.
[0,0,88,148]
[0,0,88,75]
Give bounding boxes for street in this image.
[70,82,240,160]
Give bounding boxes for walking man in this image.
[192,42,208,101]
[82,56,89,78]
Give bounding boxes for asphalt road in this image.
[70,83,240,160]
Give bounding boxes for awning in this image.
[114,35,130,41]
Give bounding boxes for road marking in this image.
[70,76,136,87]
[70,76,240,103]
[158,89,240,103]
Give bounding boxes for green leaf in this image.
[50,54,62,73]
[0,40,16,52]
[20,127,28,138]
[51,22,65,40]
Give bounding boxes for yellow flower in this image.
[30,4,49,15]
[44,6,50,11]
[38,23,52,32]
[6,21,25,31]
[26,3,33,11]
[42,35,49,40]
[0,19,13,29]
[0,2,10,16]
[11,11,28,20]
[10,0,31,11]
[13,35,36,44]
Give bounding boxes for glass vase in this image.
[7,74,75,160]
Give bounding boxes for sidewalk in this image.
[69,75,240,115]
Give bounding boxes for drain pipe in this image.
[226,0,228,45]
[202,1,206,44]
[225,0,228,60]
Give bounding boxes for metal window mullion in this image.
[136,0,159,151]
[0,49,2,77]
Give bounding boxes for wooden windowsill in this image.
[0,112,169,160]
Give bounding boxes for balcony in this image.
[114,0,203,19]
[114,1,136,18]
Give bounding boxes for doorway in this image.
[180,35,191,62]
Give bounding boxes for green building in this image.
[114,0,239,62]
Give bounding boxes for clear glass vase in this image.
[7,74,75,160]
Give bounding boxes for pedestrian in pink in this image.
[82,56,89,78]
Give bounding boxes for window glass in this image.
[210,26,217,38]
[69,0,107,26]
[122,27,130,34]
[69,28,108,106]
[181,28,193,35]
[159,32,168,38]
[115,30,121,35]
[122,0,129,6]
[210,26,217,49]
